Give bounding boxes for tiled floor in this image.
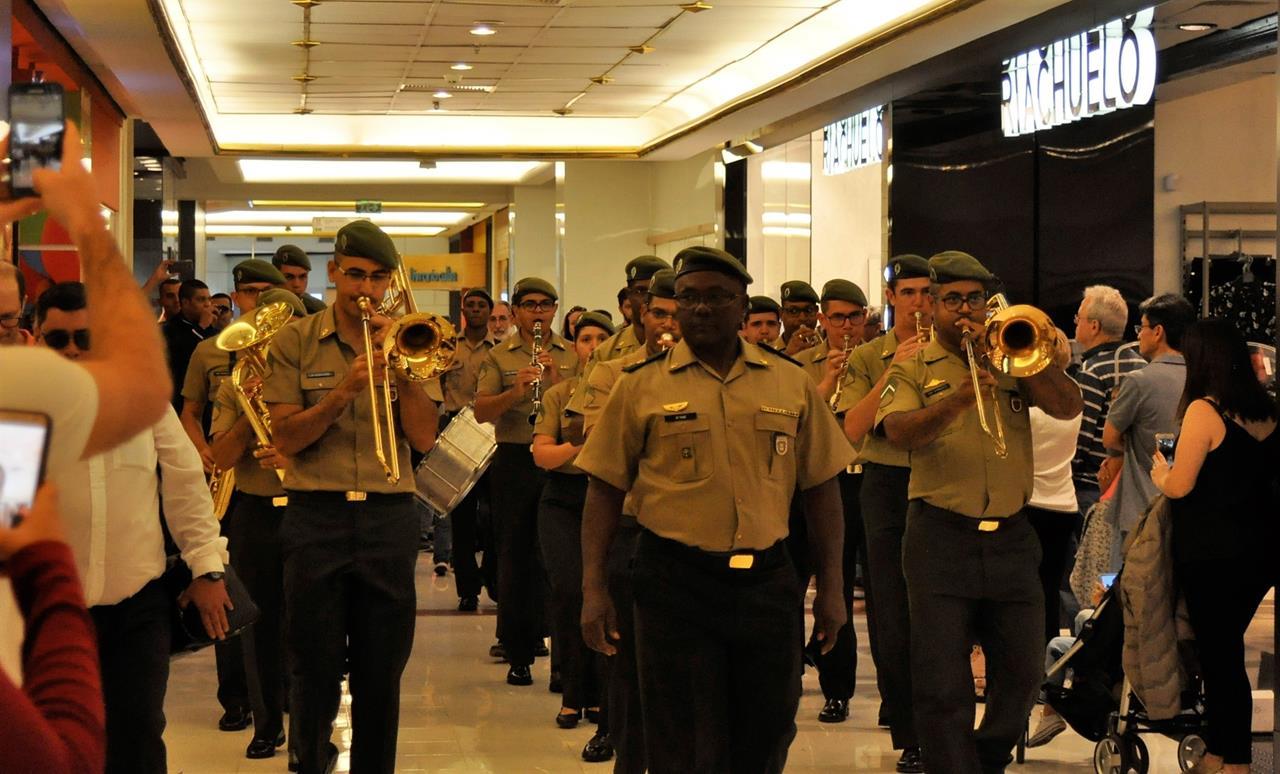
[163,555,1275,773]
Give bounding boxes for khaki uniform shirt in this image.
[210,379,285,498]
[181,336,233,410]
[476,331,579,444]
[873,339,1033,519]
[532,376,584,475]
[576,339,854,552]
[441,333,496,413]
[580,347,654,434]
[846,329,909,467]
[262,305,437,494]
[583,324,642,376]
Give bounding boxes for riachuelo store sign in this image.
[403,252,485,291]
[1001,8,1156,138]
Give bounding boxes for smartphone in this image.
[1100,573,1117,590]
[0,410,51,528]
[7,83,66,198]
[1154,433,1176,463]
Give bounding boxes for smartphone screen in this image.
[8,84,65,197]
[0,411,51,528]
[1154,433,1176,464]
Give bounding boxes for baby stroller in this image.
[1041,572,1208,773]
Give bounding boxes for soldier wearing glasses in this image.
[474,277,578,687]
[579,246,853,773]
[874,251,1081,774]
[263,221,441,774]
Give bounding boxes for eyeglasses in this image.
[674,291,742,310]
[646,308,675,321]
[43,329,90,350]
[826,311,866,326]
[517,300,557,313]
[781,304,818,315]
[938,291,988,312]
[337,267,392,284]
[0,312,20,329]
[1133,323,1155,336]
[213,305,232,316]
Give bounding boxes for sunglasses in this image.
[44,328,90,350]
[213,305,232,315]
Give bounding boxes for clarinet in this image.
[528,321,546,425]
[828,334,853,412]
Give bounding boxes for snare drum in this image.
[414,406,497,517]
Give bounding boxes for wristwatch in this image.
[199,571,225,582]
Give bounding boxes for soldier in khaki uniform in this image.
[264,221,442,774]
[779,279,821,356]
[272,244,327,314]
[583,255,671,377]
[741,295,782,349]
[874,251,1082,774]
[788,278,869,725]
[208,288,306,761]
[440,287,499,611]
[841,254,932,773]
[474,276,579,686]
[579,246,854,774]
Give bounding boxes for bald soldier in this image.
[779,279,822,356]
[264,220,442,774]
[741,295,783,350]
[874,251,1081,774]
[841,254,933,773]
[579,246,854,773]
[585,255,671,376]
[273,244,327,314]
[474,276,578,687]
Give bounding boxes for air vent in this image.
[400,82,494,94]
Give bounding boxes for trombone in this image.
[358,259,457,484]
[961,294,1057,458]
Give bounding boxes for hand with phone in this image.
[0,483,64,565]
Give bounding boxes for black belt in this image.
[640,530,788,573]
[915,500,1026,533]
[285,490,414,504]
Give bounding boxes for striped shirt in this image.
[1072,340,1148,487]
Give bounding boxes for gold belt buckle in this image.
[728,554,755,570]
[346,491,368,502]
[272,496,289,508]
[846,464,863,475]
[978,520,1000,532]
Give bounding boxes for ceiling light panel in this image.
[425,26,540,46]
[249,200,487,209]
[205,209,469,226]
[237,159,547,184]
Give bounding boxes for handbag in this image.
[162,557,260,654]
[1069,471,1121,609]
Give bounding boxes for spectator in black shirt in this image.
[162,279,215,408]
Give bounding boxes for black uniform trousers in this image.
[215,503,250,716]
[607,520,645,774]
[537,472,603,711]
[282,491,418,774]
[230,493,288,741]
[91,577,172,774]
[633,530,802,774]
[785,470,868,702]
[491,442,548,667]
[859,462,917,749]
[904,501,1043,774]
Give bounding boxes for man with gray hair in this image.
[0,262,33,346]
[1070,286,1145,518]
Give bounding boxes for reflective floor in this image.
[163,554,1275,773]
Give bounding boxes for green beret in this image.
[272,244,311,271]
[511,276,558,304]
[780,280,819,304]
[232,259,285,286]
[884,254,931,283]
[462,287,494,307]
[575,311,615,337]
[300,294,327,314]
[672,246,752,284]
[929,250,995,284]
[335,220,399,269]
[647,269,676,300]
[256,288,307,317]
[821,279,868,307]
[748,295,781,316]
[624,255,671,283]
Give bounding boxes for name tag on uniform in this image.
[212,368,232,377]
[307,371,335,379]
[664,412,698,423]
[502,370,519,377]
[923,380,952,398]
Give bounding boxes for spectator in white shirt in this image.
[0,122,173,685]
[36,280,231,774]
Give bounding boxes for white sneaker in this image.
[1026,711,1067,747]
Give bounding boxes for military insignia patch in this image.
[663,401,689,412]
[879,381,897,407]
[774,435,789,456]
[1010,396,1024,413]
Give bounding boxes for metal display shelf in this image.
[1179,201,1277,317]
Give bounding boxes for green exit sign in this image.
[355,200,382,214]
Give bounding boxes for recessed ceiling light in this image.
[470,22,497,36]
[432,90,452,99]
[451,62,473,71]
[1177,22,1217,32]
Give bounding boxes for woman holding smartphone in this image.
[1151,319,1278,774]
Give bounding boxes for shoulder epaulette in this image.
[622,349,667,373]
[757,343,804,368]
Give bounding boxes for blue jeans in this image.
[416,499,452,564]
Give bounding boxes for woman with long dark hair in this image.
[1151,318,1278,774]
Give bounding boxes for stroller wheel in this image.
[1177,734,1207,771]
[1093,734,1149,774]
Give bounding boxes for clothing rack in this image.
[1179,202,1277,317]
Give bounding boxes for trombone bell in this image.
[983,300,1057,378]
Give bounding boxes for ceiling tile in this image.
[534,27,654,47]
[658,6,817,43]
[495,78,589,93]
[500,63,607,80]
[551,6,680,28]
[429,3,564,27]
[518,46,627,65]
[310,24,428,46]
[311,61,410,77]
[423,25,544,47]
[309,2,433,25]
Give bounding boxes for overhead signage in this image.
[1000,8,1156,138]
[313,216,361,233]
[355,200,383,214]
[822,105,884,176]
[403,252,486,291]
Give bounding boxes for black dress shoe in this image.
[548,670,563,694]
[458,595,478,612]
[585,707,601,724]
[817,698,849,723]
[489,641,506,660]
[288,749,299,772]
[534,642,550,657]
[507,665,533,686]
[218,707,252,731]
[896,747,925,773]
[556,709,581,729]
[582,732,614,763]
[246,731,286,759]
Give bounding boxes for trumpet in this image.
[528,321,546,425]
[829,334,853,412]
[961,294,1056,458]
[914,311,930,343]
[360,261,458,483]
[658,332,675,350]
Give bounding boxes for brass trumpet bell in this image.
[384,312,457,382]
[216,302,294,353]
[982,299,1057,378]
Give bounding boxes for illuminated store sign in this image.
[822,105,884,176]
[1001,8,1156,138]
